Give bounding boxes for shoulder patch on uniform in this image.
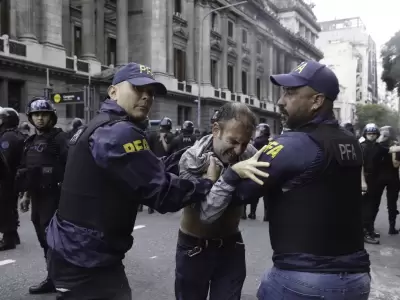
[69,127,86,145]
[262,140,284,159]
[1,141,9,149]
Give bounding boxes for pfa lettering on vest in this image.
[183,137,192,143]
[338,144,357,160]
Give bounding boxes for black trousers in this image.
[31,189,60,258]
[363,175,400,232]
[48,249,132,300]
[250,197,268,215]
[175,231,246,300]
[0,189,19,234]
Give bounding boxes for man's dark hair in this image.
[213,103,256,132]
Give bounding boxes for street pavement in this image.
[1,201,400,300]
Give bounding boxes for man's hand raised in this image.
[231,146,270,185]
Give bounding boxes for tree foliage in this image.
[355,104,399,132]
[381,31,400,94]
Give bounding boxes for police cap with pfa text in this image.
[112,62,167,95]
[270,61,340,101]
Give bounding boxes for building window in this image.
[242,30,247,44]
[210,59,218,87]
[256,78,261,99]
[227,65,234,92]
[228,21,234,38]
[107,37,116,66]
[8,80,23,112]
[174,0,182,14]
[256,40,262,54]
[73,26,82,57]
[242,71,247,94]
[177,105,191,126]
[260,117,266,123]
[0,0,10,36]
[211,12,218,31]
[66,104,84,119]
[174,48,186,82]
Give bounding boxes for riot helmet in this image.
[342,122,355,135]
[363,123,380,142]
[26,97,58,128]
[0,107,20,129]
[160,117,172,131]
[182,120,194,135]
[255,123,270,138]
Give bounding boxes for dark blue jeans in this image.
[175,231,246,300]
[257,267,370,300]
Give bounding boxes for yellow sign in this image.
[262,140,284,159]
[123,139,150,153]
[53,94,61,103]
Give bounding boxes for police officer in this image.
[67,118,83,139]
[147,116,174,214]
[168,120,196,154]
[359,123,394,244]
[17,97,69,294]
[342,122,355,135]
[244,123,271,221]
[19,121,31,138]
[0,108,25,251]
[376,126,400,235]
[215,61,372,299]
[45,62,221,300]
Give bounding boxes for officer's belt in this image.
[178,230,242,249]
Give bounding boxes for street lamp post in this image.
[197,0,248,130]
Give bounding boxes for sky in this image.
[312,0,400,50]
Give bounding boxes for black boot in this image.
[28,277,56,294]
[0,233,16,251]
[364,229,379,245]
[263,210,269,222]
[248,213,256,220]
[138,204,143,212]
[148,207,154,214]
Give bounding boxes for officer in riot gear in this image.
[147,116,174,214]
[17,97,69,294]
[67,118,84,139]
[244,123,271,221]
[19,121,31,138]
[0,108,25,251]
[359,123,400,244]
[168,120,197,154]
[376,126,400,235]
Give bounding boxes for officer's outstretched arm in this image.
[90,122,214,213]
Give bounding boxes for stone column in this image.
[9,1,17,39]
[249,31,257,97]
[148,0,167,73]
[200,3,211,85]
[235,21,242,94]
[262,40,269,100]
[81,0,96,60]
[290,57,298,70]
[220,13,228,90]
[185,0,195,82]
[166,0,174,75]
[17,0,37,42]
[96,0,105,64]
[279,51,285,73]
[267,43,274,101]
[41,0,63,47]
[62,0,71,55]
[116,0,128,65]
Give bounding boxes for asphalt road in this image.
[1,202,400,300]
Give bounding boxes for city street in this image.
[0,202,400,300]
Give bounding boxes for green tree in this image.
[381,31,400,94]
[355,103,399,132]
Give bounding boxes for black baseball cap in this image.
[112,62,167,95]
[270,61,340,101]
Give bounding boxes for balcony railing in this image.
[0,35,27,57]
